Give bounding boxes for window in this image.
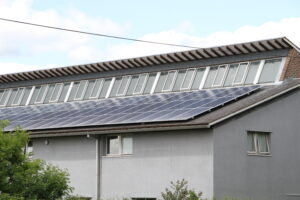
[191,68,205,90]
[0,89,11,106]
[233,62,248,85]
[133,74,148,94]
[106,135,133,155]
[173,69,186,91]
[29,85,48,104]
[7,88,25,106]
[84,79,103,99]
[247,131,270,155]
[244,61,260,84]
[258,58,282,83]
[212,65,227,87]
[143,73,157,94]
[223,64,238,86]
[162,71,177,92]
[204,66,218,88]
[181,68,196,90]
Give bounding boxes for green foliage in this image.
[161,179,203,200]
[0,121,73,200]
[0,193,24,200]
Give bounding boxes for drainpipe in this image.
[95,136,102,200]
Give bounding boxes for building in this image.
[0,37,300,200]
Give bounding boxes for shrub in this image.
[161,179,203,200]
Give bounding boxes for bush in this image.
[161,179,203,200]
[0,121,73,199]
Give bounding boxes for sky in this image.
[0,0,300,75]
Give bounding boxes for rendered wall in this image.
[32,136,97,199]
[213,89,300,200]
[100,129,214,199]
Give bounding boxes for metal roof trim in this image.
[0,37,297,83]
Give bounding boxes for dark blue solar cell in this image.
[1,85,260,131]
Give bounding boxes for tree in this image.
[0,120,73,199]
[161,179,203,200]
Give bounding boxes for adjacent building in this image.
[0,37,300,200]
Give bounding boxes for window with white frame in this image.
[247,131,270,155]
[106,135,133,155]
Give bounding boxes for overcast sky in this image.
[0,0,300,75]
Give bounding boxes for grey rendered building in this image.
[0,37,300,200]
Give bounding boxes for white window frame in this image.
[247,131,271,155]
[49,83,64,103]
[150,72,160,94]
[162,70,177,92]
[105,77,115,98]
[89,79,104,99]
[11,87,25,106]
[233,62,249,85]
[180,68,196,90]
[133,73,148,95]
[65,82,74,102]
[74,80,88,101]
[199,67,210,90]
[34,85,49,104]
[0,89,12,107]
[212,65,228,87]
[26,86,35,106]
[116,76,131,96]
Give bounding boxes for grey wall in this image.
[32,136,97,199]
[100,129,214,200]
[213,89,300,200]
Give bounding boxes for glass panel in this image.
[258,58,282,83]
[126,75,139,96]
[233,63,248,84]
[143,73,157,94]
[0,89,11,106]
[155,72,167,93]
[50,83,63,102]
[12,88,25,106]
[74,81,88,100]
[6,89,18,106]
[224,64,238,86]
[35,85,48,104]
[44,84,55,103]
[245,61,260,84]
[117,76,130,96]
[20,87,33,106]
[107,136,119,155]
[181,69,195,89]
[134,74,148,94]
[68,82,80,101]
[257,134,269,153]
[90,79,103,99]
[83,80,96,100]
[110,77,122,97]
[191,68,205,90]
[99,78,112,99]
[173,70,186,91]
[58,83,71,102]
[204,67,218,88]
[213,65,227,87]
[122,136,133,154]
[162,71,176,91]
[247,133,256,152]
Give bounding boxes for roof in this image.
[1,85,259,132]
[0,37,298,84]
[1,79,300,138]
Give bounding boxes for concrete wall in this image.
[213,89,300,200]
[100,129,214,199]
[32,136,97,199]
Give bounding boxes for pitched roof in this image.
[0,37,298,84]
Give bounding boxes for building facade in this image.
[0,37,300,200]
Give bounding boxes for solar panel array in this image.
[0,86,260,131]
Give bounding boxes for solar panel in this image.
[0,86,260,131]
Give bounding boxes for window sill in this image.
[102,154,133,158]
[247,153,271,157]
